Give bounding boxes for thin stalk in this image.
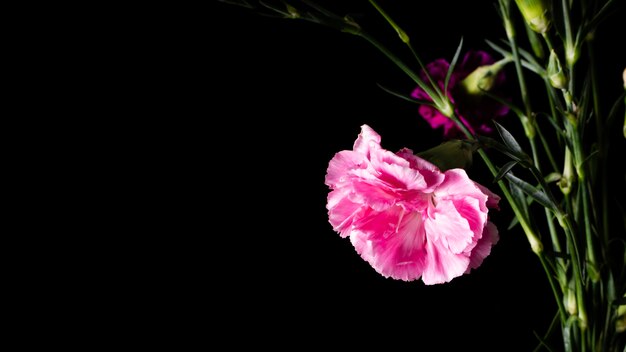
[507,13,569,321]
[581,180,598,279]
[509,31,534,135]
[357,33,440,105]
[367,0,444,107]
[535,123,559,172]
[587,38,609,246]
[539,80,561,171]
[539,254,568,324]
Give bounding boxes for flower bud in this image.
[548,50,567,89]
[459,59,508,96]
[566,42,580,66]
[564,283,577,315]
[417,140,477,171]
[514,0,552,34]
[286,4,300,19]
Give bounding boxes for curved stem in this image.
[357,33,441,106]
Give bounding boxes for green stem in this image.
[507,13,568,322]
[357,33,442,107]
[587,38,608,247]
[540,80,561,170]
[541,32,555,54]
[451,113,543,253]
[509,31,534,136]
[367,0,445,108]
[539,254,568,324]
[535,122,559,172]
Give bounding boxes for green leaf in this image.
[544,172,562,183]
[494,120,523,155]
[478,135,532,167]
[376,83,434,106]
[485,40,545,76]
[481,89,524,118]
[544,250,570,260]
[494,161,518,183]
[606,271,615,304]
[507,216,519,230]
[581,0,618,39]
[536,111,566,139]
[505,173,557,211]
[485,40,511,59]
[444,37,464,94]
[508,175,530,221]
[218,0,254,9]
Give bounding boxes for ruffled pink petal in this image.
[396,148,445,192]
[421,237,471,285]
[327,188,364,237]
[351,208,427,281]
[467,221,499,271]
[349,179,400,212]
[451,197,486,238]
[353,124,381,157]
[475,182,501,210]
[436,169,489,208]
[325,150,369,188]
[424,199,474,254]
[369,148,428,191]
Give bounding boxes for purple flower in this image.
[411,50,510,138]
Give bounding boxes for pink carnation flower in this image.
[325,125,500,284]
[411,50,509,138]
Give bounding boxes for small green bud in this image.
[459,59,508,96]
[514,0,552,34]
[527,232,543,254]
[565,111,577,126]
[558,148,574,195]
[564,282,577,315]
[417,140,478,171]
[285,4,300,19]
[504,18,516,39]
[547,50,567,89]
[566,42,580,66]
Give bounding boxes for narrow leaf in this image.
[508,174,530,220]
[376,83,434,106]
[481,89,524,117]
[506,173,557,211]
[494,120,524,155]
[485,39,511,59]
[494,161,518,182]
[477,135,527,163]
[444,37,464,94]
[486,40,545,76]
[507,216,519,230]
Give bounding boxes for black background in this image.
[135,1,625,350]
